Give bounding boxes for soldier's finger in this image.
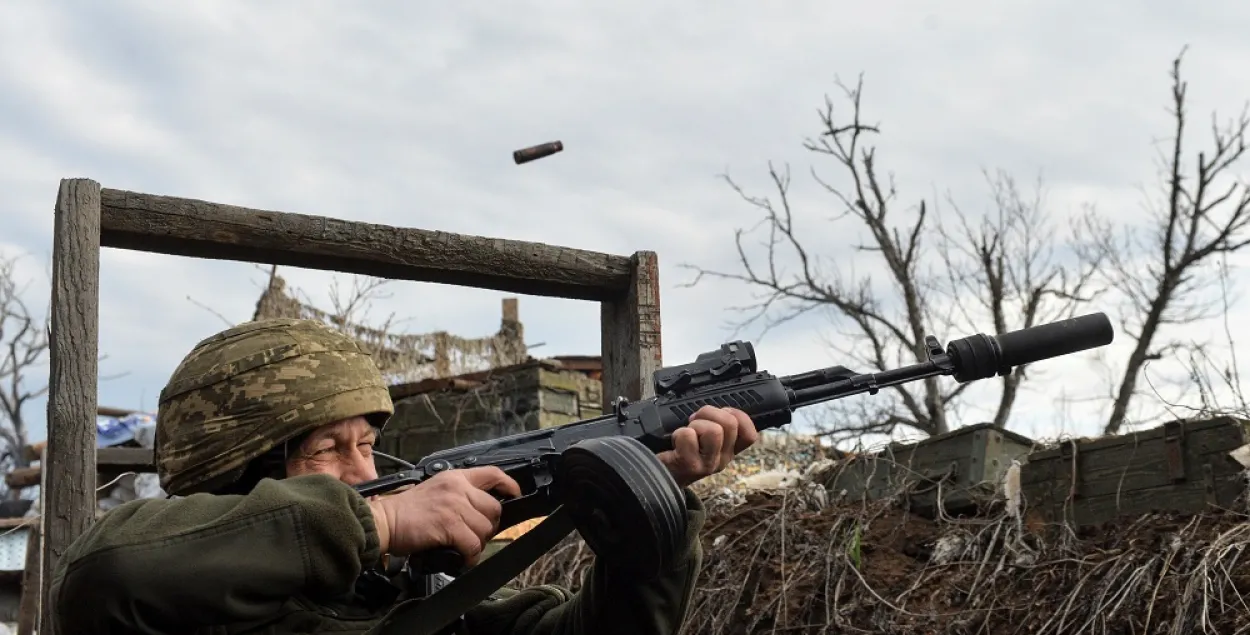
[709,414,740,469]
[447,521,486,564]
[670,427,702,475]
[689,405,737,426]
[725,407,760,453]
[687,419,723,471]
[465,487,504,531]
[460,496,499,539]
[463,466,523,499]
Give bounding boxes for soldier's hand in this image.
[368,466,522,564]
[658,405,759,488]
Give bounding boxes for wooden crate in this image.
[1020,416,1250,529]
[819,423,1036,518]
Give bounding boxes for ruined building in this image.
[252,267,529,382]
[252,267,605,464]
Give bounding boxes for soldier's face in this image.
[284,416,380,486]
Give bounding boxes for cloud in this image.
[2,1,1249,449]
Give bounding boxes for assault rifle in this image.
[358,312,1114,635]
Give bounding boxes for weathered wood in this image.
[1029,473,1247,530]
[5,468,39,490]
[97,405,138,418]
[20,442,44,464]
[6,448,157,489]
[17,523,41,635]
[42,178,101,632]
[600,251,662,408]
[22,412,140,461]
[1020,417,1239,487]
[1021,416,1250,528]
[818,423,1036,518]
[98,188,635,301]
[1024,425,1244,501]
[96,447,155,471]
[0,517,36,530]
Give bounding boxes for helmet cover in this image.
[156,318,394,496]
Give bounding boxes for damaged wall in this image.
[253,267,528,383]
[377,359,604,467]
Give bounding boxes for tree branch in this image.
[1080,48,1250,434]
[680,74,1101,443]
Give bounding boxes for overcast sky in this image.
[3,1,1250,450]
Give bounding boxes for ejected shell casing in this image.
[513,140,564,164]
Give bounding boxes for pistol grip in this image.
[414,547,466,575]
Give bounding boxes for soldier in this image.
[48,318,759,634]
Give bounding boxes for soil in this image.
[511,489,1250,634]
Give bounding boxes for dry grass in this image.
[511,485,1250,634]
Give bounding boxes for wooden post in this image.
[600,251,663,407]
[41,178,101,631]
[17,522,42,635]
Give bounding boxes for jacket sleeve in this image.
[48,473,382,634]
[459,488,706,635]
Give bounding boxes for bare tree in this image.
[1076,49,1250,435]
[933,170,1104,429]
[326,272,399,334]
[681,75,1101,442]
[0,254,48,499]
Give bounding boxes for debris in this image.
[1002,459,1022,519]
[735,469,801,491]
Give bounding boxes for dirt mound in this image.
[511,489,1250,634]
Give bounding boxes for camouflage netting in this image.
[509,459,1250,634]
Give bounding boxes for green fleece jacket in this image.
[47,474,705,635]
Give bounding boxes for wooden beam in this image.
[42,178,101,632]
[5,469,39,491]
[97,405,138,418]
[600,251,663,408]
[21,407,147,462]
[98,188,635,301]
[20,443,43,464]
[97,447,155,471]
[0,518,36,530]
[5,448,156,490]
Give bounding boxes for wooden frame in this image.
[37,178,662,630]
[6,448,156,490]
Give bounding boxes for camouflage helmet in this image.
[155,318,394,496]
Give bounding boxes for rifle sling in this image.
[367,506,577,635]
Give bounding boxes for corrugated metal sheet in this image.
[0,528,27,572]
